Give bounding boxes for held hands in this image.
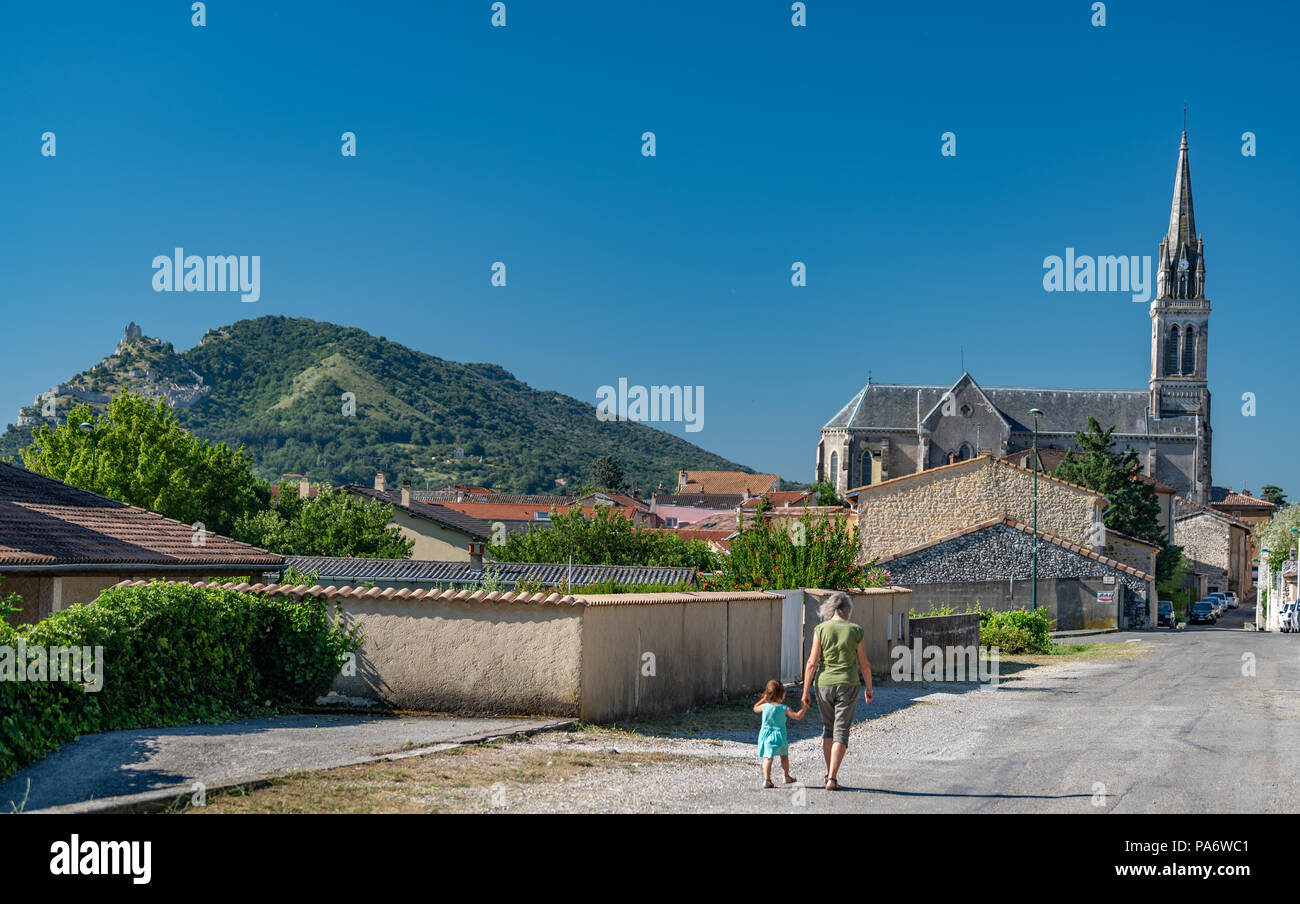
[864,686,874,704]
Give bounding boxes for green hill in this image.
[1,317,752,493]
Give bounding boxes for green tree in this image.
[1257,503,1300,571]
[232,485,413,558]
[811,480,844,506]
[20,392,265,535]
[705,511,886,592]
[1053,417,1178,580]
[487,506,718,570]
[1261,484,1287,507]
[588,456,627,493]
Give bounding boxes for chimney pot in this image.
[468,541,485,566]
[401,480,411,507]
[299,476,310,500]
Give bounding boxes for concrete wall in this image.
[391,509,475,561]
[905,613,981,656]
[331,596,585,715]
[1176,512,1231,593]
[578,593,782,723]
[855,457,1104,562]
[895,578,1121,631]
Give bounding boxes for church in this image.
[816,131,1213,503]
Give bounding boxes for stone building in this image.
[846,455,1108,563]
[878,517,1155,631]
[817,132,1214,504]
[1174,503,1252,597]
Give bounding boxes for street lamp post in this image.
[1257,548,1268,631]
[1028,409,1044,612]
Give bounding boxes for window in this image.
[1182,325,1196,375]
[958,443,973,461]
[665,517,678,528]
[829,451,838,483]
[533,511,551,522]
[1164,324,1180,375]
[861,450,873,486]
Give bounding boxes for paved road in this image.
[492,600,1299,813]
[0,712,566,812]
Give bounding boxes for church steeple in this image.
[1156,131,1205,301]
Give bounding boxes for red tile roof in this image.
[0,463,283,570]
[677,470,781,495]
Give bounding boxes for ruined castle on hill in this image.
[15,323,212,428]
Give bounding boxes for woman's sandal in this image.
[762,779,775,789]
[825,777,840,791]
[783,775,798,784]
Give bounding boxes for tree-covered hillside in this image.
[1,317,751,493]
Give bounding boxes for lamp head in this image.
[78,422,93,434]
[1028,408,1044,419]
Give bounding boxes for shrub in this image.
[977,606,1055,654]
[0,582,359,782]
[704,511,880,592]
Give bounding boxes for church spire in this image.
[1157,130,1204,301]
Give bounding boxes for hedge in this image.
[0,582,360,783]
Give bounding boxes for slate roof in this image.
[0,462,283,570]
[346,486,496,540]
[276,557,699,589]
[825,377,1166,436]
[876,515,1155,583]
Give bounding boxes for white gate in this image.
[779,589,805,683]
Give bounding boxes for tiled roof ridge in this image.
[111,580,781,607]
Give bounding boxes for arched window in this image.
[829,451,838,486]
[861,450,872,486]
[1164,324,1180,375]
[1182,325,1196,375]
[958,443,973,461]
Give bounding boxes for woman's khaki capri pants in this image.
[816,684,859,745]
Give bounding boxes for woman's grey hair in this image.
[819,591,852,621]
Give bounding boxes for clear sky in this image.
[2,1,1296,493]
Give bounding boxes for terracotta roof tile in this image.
[0,462,283,569]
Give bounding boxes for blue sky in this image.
[2,1,1297,493]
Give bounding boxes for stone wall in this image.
[1176,511,1230,592]
[856,457,1104,561]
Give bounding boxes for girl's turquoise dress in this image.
[757,702,790,758]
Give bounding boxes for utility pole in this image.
[1029,409,1044,611]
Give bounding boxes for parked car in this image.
[1223,592,1239,609]
[1281,602,1298,633]
[1157,600,1176,628]
[1207,592,1226,613]
[1189,600,1218,625]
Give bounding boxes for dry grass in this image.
[182,741,708,814]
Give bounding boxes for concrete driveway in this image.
[1,712,568,812]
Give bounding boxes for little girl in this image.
[753,679,808,788]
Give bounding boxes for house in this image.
[1210,487,1276,590]
[1174,501,1253,597]
[346,476,520,560]
[676,470,780,495]
[877,516,1156,631]
[0,462,283,624]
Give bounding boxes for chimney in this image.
[401,480,412,507]
[298,475,310,500]
[374,472,386,492]
[468,541,485,567]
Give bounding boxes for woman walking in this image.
[801,591,873,791]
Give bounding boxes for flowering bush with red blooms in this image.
[702,511,888,592]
